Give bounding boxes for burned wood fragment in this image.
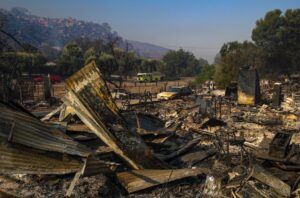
[250,164,291,197]
[117,168,209,193]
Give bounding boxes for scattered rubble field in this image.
[1,61,300,198]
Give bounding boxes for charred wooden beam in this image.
[117,168,209,193]
[250,164,291,197]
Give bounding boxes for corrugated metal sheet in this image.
[0,103,92,157]
[63,61,167,169]
[0,140,82,175]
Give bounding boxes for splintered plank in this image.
[63,61,167,169]
[250,164,291,197]
[117,168,209,193]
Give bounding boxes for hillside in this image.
[0,7,169,59]
[127,40,169,59]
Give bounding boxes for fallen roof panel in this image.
[63,61,167,169]
[0,140,82,175]
[0,103,92,157]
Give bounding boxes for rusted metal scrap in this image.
[0,102,92,157]
[63,61,167,169]
[0,139,82,175]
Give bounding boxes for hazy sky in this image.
[1,0,300,63]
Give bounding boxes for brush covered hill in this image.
[0,7,169,59]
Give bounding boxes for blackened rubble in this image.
[0,62,300,197]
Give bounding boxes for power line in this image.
[162,44,220,50]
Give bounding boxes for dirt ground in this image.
[47,77,194,100]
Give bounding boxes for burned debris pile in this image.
[0,62,300,197]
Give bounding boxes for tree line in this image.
[0,33,209,80]
[195,8,300,88]
[3,8,299,86]
[56,40,209,79]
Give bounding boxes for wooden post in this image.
[43,74,52,101]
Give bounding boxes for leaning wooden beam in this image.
[0,103,91,157]
[67,123,93,133]
[250,164,291,197]
[63,61,167,169]
[117,168,209,193]
[0,140,82,175]
[66,156,118,197]
[41,105,63,121]
[59,105,76,122]
[66,170,82,197]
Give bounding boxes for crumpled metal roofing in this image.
[0,103,92,157]
[0,139,82,175]
[63,61,167,169]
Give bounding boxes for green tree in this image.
[252,9,300,75]
[139,59,163,73]
[112,48,137,78]
[84,47,98,65]
[214,41,266,88]
[0,52,46,77]
[162,49,204,77]
[57,42,84,76]
[98,53,116,76]
[195,64,215,84]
